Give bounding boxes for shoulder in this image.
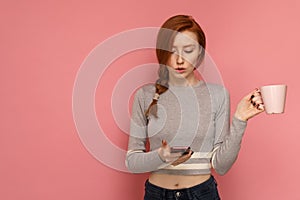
[204,83,229,98]
[203,83,229,107]
[134,84,156,100]
[204,82,227,92]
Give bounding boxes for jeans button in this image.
[175,191,181,197]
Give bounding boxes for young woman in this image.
[126,15,264,200]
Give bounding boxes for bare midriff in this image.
[148,173,211,189]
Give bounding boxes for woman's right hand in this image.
[158,140,193,166]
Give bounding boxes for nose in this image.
[176,54,184,65]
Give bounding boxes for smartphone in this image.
[170,146,190,155]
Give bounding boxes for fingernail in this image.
[250,95,255,99]
[258,104,264,110]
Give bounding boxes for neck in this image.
[168,75,199,87]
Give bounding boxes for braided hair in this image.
[145,15,206,118]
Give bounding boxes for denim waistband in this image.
[145,175,217,199]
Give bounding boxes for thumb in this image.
[162,140,168,148]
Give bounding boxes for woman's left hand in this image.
[234,89,265,121]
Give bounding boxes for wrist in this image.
[234,112,248,122]
[157,148,167,162]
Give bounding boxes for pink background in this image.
[1,0,300,199]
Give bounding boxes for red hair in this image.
[145,15,206,118]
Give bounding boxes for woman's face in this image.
[167,30,202,84]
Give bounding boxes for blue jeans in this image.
[144,175,221,200]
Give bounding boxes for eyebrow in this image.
[172,44,196,48]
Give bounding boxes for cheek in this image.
[167,53,199,67]
[167,55,176,66]
[184,54,199,65]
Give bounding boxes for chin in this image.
[172,74,188,81]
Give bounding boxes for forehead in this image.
[172,31,198,47]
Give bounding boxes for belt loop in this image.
[186,188,193,199]
[212,175,218,186]
[162,188,166,199]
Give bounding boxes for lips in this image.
[175,67,186,73]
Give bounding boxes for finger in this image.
[251,94,263,106]
[169,152,184,158]
[251,100,263,107]
[250,102,264,111]
[161,140,167,147]
[171,157,187,166]
[251,95,262,102]
[184,149,193,156]
[161,140,171,151]
[246,88,260,101]
[257,103,265,111]
[171,152,192,166]
[171,160,181,166]
[254,100,263,105]
[250,92,263,104]
[250,100,264,109]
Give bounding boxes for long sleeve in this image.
[125,88,167,173]
[211,88,247,175]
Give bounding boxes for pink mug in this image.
[260,84,287,114]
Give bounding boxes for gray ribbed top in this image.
[126,81,247,175]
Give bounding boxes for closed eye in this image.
[184,49,194,53]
